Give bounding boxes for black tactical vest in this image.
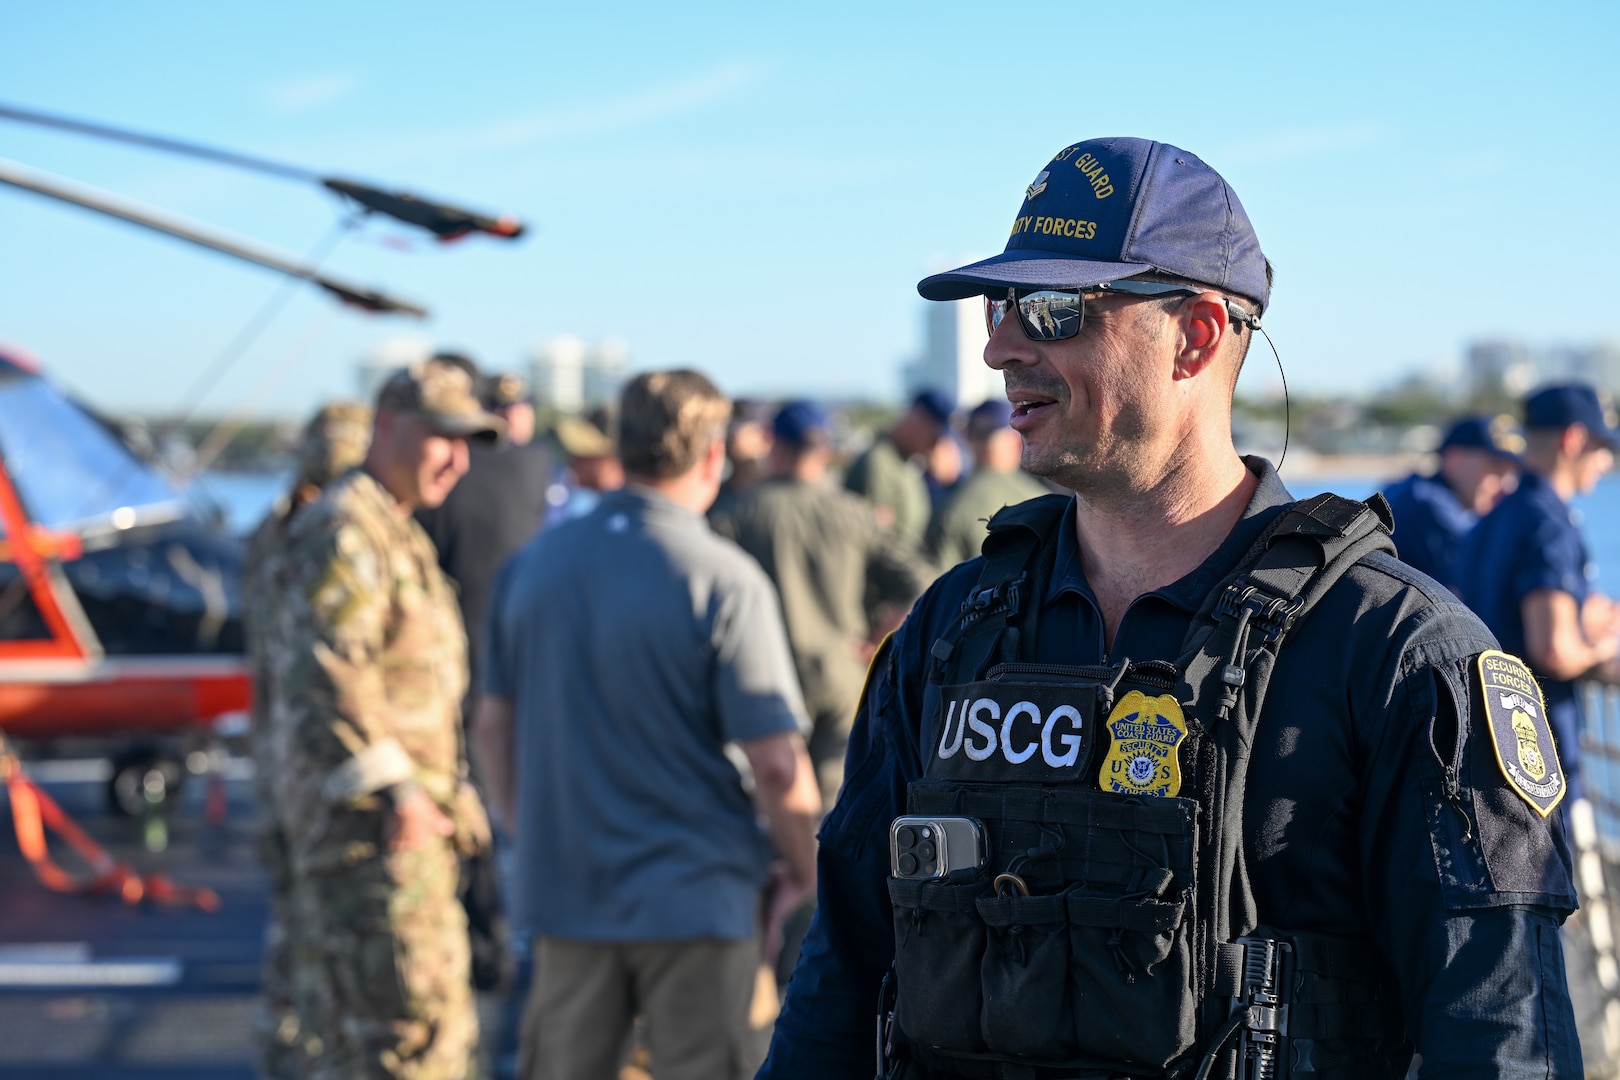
[884,493,1411,1080]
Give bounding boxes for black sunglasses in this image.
[985,281,1259,342]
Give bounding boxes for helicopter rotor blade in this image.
[322,178,525,241]
[0,101,315,182]
[0,99,528,241]
[0,156,428,318]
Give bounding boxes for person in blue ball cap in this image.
[1459,382,1620,805]
[1379,414,1523,591]
[925,399,1049,569]
[760,137,1578,1080]
[712,399,934,811]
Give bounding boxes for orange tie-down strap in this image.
[1,755,220,912]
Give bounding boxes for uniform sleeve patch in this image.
[1477,650,1565,817]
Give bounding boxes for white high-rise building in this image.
[902,298,999,410]
[584,339,629,408]
[356,334,433,403]
[534,335,588,413]
[532,336,629,413]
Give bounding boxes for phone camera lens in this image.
[896,825,916,848]
[898,853,918,875]
[917,840,936,863]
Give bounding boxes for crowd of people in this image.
[1384,388,1620,805]
[242,350,1051,1078]
[241,135,1618,1080]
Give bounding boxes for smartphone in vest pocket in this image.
[890,816,987,879]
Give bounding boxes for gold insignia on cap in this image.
[1477,650,1564,817]
[1025,170,1049,201]
[1098,691,1187,798]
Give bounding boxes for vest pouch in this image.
[1066,888,1194,1068]
[976,890,1075,1060]
[889,876,989,1052]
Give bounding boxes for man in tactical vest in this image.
[758,137,1581,1079]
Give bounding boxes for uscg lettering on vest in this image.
[930,681,1100,782]
[1478,650,1565,816]
[1098,691,1188,797]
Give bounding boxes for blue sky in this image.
[2,1,1615,417]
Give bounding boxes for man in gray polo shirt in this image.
[474,369,820,1080]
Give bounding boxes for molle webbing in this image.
[913,490,1400,1080]
[909,778,1195,893]
[908,778,1195,836]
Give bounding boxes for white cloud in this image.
[362,59,768,162]
[1215,123,1386,166]
[262,71,363,116]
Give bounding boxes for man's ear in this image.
[371,408,395,451]
[704,433,728,478]
[1172,295,1231,381]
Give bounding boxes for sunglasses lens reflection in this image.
[985,290,1086,341]
[985,297,1009,336]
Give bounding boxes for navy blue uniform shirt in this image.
[1382,471,1477,591]
[1458,471,1593,799]
[761,460,1580,1079]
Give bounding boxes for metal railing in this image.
[1569,678,1620,1075]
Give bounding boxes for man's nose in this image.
[984,301,1030,371]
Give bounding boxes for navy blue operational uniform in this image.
[1458,471,1593,800]
[1380,472,1479,590]
[1381,416,1522,592]
[760,460,1581,1078]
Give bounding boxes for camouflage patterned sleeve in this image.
[286,516,416,806]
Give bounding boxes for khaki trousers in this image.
[518,935,760,1080]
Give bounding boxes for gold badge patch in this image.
[1477,650,1565,817]
[1098,691,1188,797]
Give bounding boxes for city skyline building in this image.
[355,334,434,404]
[531,335,628,414]
[901,298,1000,411]
[1467,339,1620,400]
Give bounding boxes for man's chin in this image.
[418,483,456,509]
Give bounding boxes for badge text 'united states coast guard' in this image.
[1478,650,1564,817]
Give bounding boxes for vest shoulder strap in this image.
[928,494,1068,685]
[1184,491,1396,709]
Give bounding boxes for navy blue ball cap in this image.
[918,137,1269,313]
[1524,383,1620,448]
[772,400,829,446]
[966,399,1014,438]
[1438,415,1525,461]
[911,389,954,428]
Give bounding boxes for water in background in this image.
[1291,473,1620,597]
[189,470,288,535]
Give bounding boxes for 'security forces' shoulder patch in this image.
[1477,650,1565,817]
[1098,691,1187,797]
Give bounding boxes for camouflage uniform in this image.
[244,402,372,1079]
[262,364,500,1080]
